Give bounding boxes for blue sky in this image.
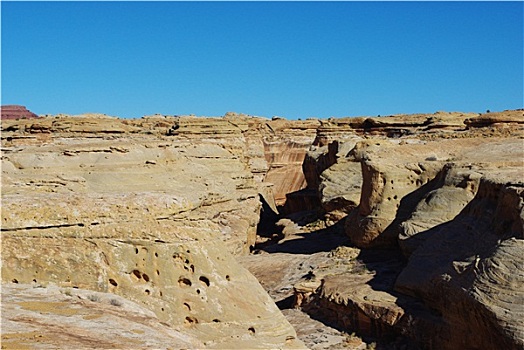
[2,1,523,119]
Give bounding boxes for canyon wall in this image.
[1,113,308,349]
[294,109,524,349]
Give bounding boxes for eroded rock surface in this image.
[1,105,39,120]
[1,114,307,349]
[395,172,524,350]
[252,109,523,349]
[2,109,523,349]
[1,283,205,349]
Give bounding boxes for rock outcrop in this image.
[395,171,524,350]
[1,114,306,349]
[1,105,39,120]
[281,109,524,349]
[2,283,205,349]
[2,108,523,349]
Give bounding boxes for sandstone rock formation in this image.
[1,114,307,349]
[395,171,524,350]
[303,140,363,223]
[1,105,39,120]
[2,108,523,349]
[2,283,205,349]
[284,109,524,349]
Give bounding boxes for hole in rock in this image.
[145,289,150,295]
[135,248,139,254]
[185,316,198,326]
[183,302,191,311]
[142,273,150,282]
[161,308,164,311]
[225,275,230,281]
[156,270,160,275]
[178,277,192,287]
[154,252,158,257]
[12,279,18,284]
[32,279,37,283]
[132,270,141,279]
[248,327,256,335]
[159,291,163,297]
[196,289,201,294]
[213,319,221,323]
[109,279,118,287]
[199,276,210,287]
[190,264,195,273]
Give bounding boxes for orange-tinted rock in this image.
[1,105,39,120]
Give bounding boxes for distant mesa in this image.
[1,105,39,120]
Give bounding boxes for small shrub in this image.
[87,294,100,302]
[110,299,122,307]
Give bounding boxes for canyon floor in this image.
[240,209,419,350]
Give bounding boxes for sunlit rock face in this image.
[1,109,523,349]
[1,105,39,120]
[395,172,524,350]
[1,114,306,349]
[278,109,524,349]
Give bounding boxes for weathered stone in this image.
[1,283,205,349]
[1,105,39,120]
[395,173,524,350]
[2,109,523,349]
[1,114,307,349]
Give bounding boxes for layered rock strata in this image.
[2,283,205,349]
[2,109,523,349]
[1,114,306,348]
[395,171,524,350]
[290,109,523,349]
[1,105,39,120]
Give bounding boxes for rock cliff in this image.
[282,109,524,349]
[1,114,306,349]
[1,105,39,120]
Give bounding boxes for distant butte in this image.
[1,105,39,120]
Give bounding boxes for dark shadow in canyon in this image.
[258,219,350,255]
[256,194,281,239]
[275,295,295,310]
[277,189,321,217]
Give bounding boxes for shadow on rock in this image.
[260,220,350,255]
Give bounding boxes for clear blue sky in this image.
[2,1,523,119]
